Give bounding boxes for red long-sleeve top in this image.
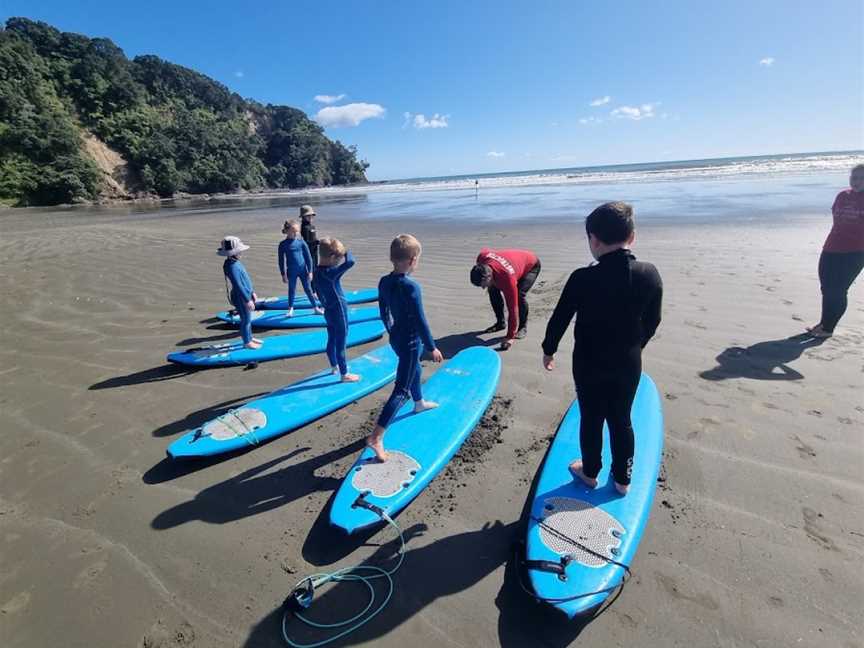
[476,248,539,338]
[823,189,864,253]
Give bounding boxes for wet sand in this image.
[1,203,862,647]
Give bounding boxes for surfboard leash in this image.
[515,515,633,605]
[280,505,405,647]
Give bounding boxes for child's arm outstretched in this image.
[541,271,581,369]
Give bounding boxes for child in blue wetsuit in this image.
[313,238,361,382]
[278,220,322,316]
[366,234,444,462]
[218,236,262,349]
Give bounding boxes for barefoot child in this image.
[366,235,444,462]
[218,236,262,350]
[313,238,361,382]
[278,220,323,316]
[541,202,662,495]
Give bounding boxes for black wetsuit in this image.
[301,219,319,265]
[541,249,663,485]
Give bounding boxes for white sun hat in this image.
[217,236,250,256]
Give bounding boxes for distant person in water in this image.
[299,205,319,266]
[807,164,864,338]
[541,202,662,495]
[367,234,443,462]
[314,238,360,382]
[278,220,322,317]
[218,236,262,349]
[470,248,541,350]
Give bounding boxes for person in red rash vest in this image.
[807,163,864,338]
[470,248,541,350]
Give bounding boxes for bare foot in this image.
[806,324,832,338]
[365,434,388,462]
[614,482,630,495]
[252,337,263,344]
[330,367,339,375]
[341,373,361,383]
[314,307,324,315]
[245,341,262,350]
[413,400,439,413]
[568,460,598,489]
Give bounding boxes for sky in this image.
[3,0,862,180]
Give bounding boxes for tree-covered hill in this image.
[0,18,369,206]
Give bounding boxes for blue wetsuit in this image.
[223,257,255,344]
[313,251,355,374]
[376,272,436,428]
[277,237,317,309]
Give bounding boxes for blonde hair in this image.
[282,219,299,234]
[319,237,346,260]
[390,234,422,262]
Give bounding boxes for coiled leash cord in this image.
[281,508,404,647]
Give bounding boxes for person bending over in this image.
[470,247,541,350]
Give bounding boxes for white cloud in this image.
[234,71,245,78]
[590,95,611,106]
[611,103,657,120]
[314,94,346,104]
[759,57,775,67]
[579,116,603,125]
[405,112,449,129]
[314,103,386,128]
[486,151,505,158]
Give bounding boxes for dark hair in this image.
[470,264,491,286]
[585,201,635,244]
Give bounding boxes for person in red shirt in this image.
[470,248,541,349]
[808,164,864,338]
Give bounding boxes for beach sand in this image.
[1,204,862,647]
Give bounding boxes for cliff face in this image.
[0,18,369,206]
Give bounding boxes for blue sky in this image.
[3,0,862,180]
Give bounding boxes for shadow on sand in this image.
[89,364,199,390]
[150,441,364,529]
[700,333,827,381]
[434,330,501,358]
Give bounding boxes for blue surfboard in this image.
[167,345,398,458]
[524,373,663,618]
[329,346,501,533]
[256,288,378,311]
[215,306,380,329]
[166,321,386,367]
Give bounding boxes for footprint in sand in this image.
[807,409,823,417]
[655,572,719,610]
[0,591,30,615]
[782,299,793,305]
[802,507,838,552]
[792,435,816,460]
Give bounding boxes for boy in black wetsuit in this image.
[541,202,662,495]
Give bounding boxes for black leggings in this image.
[819,251,864,332]
[576,370,640,486]
[489,260,541,329]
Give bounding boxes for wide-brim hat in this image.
[217,236,250,256]
[299,205,316,218]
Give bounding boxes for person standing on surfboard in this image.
[366,234,444,462]
[314,238,361,383]
[278,220,323,317]
[470,248,541,350]
[299,204,319,266]
[541,202,662,495]
[218,236,263,350]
